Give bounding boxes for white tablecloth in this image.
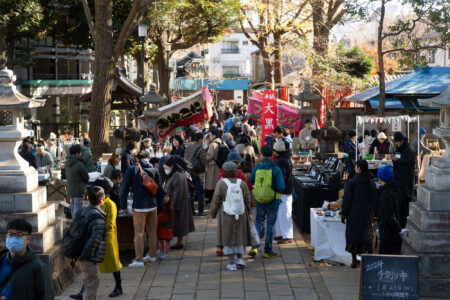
[310,208,352,266]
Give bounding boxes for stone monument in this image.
[0,66,72,293]
[402,86,450,297]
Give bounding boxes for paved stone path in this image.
[58,215,360,300]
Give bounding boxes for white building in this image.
[207,30,259,79]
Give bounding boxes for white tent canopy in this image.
[355,115,421,175]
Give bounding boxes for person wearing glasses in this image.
[0,219,55,300]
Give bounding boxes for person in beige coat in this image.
[210,161,252,271]
[205,128,223,202]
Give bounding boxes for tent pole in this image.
[355,119,358,162]
[417,115,421,185]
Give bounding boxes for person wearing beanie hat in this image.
[210,160,252,271]
[377,164,405,255]
[344,130,359,178]
[411,127,432,156]
[369,132,394,155]
[341,159,376,268]
[272,139,294,244]
[392,131,415,228]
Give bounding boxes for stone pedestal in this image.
[402,129,450,297]
[0,67,74,294]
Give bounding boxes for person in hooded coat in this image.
[341,160,376,268]
[163,156,195,249]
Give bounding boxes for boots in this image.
[351,253,357,268]
[109,280,123,297]
[69,286,84,299]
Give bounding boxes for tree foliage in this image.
[333,44,374,78]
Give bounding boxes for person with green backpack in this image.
[249,145,285,258]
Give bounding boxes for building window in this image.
[242,41,248,45]
[223,66,240,77]
[222,41,239,54]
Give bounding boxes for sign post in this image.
[261,90,277,146]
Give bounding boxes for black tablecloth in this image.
[293,178,339,233]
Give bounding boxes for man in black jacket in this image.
[121,141,137,175]
[377,165,406,254]
[392,132,415,228]
[77,186,107,300]
[0,219,54,300]
[272,139,294,243]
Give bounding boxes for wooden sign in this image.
[360,255,419,300]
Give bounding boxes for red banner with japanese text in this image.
[261,90,277,146]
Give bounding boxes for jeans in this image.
[79,260,99,300]
[70,197,83,218]
[255,205,279,254]
[132,209,157,260]
[190,175,205,214]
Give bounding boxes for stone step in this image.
[0,186,47,213]
[0,202,56,232]
[28,218,64,253]
[408,202,450,231]
[403,240,450,278]
[417,185,450,212]
[403,220,450,253]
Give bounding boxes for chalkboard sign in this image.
[360,255,419,300]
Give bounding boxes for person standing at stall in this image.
[205,128,226,203]
[35,145,54,168]
[345,130,359,178]
[65,144,90,218]
[376,165,405,255]
[81,137,96,172]
[121,141,137,175]
[163,156,195,249]
[411,127,432,156]
[103,151,121,180]
[369,132,394,155]
[299,119,318,152]
[341,160,376,268]
[272,140,294,244]
[120,151,164,267]
[392,132,415,228]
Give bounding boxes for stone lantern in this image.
[295,81,321,123]
[0,67,45,193]
[402,86,450,297]
[142,83,165,127]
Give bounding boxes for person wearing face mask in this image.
[229,117,242,139]
[65,144,90,218]
[120,150,164,267]
[121,141,138,175]
[163,156,195,249]
[0,219,54,300]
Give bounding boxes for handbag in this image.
[138,163,159,196]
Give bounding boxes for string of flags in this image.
[356,115,418,125]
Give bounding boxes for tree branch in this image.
[113,0,154,60]
[382,44,443,55]
[81,0,96,44]
[381,8,428,41]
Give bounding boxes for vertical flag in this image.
[281,86,289,102]
[261,90,277,146]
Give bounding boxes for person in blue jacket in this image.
[249,145,285,258]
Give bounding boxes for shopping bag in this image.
[249,221,260,246]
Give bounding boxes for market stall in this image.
[310,208,352,266]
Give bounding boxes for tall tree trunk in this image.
[377,0,386,117]
[0,30,7,69]
[89,0,115,158]
[156,46,169,103]
[134,49,148,89]
[312,0,328,77]
[273,32,283,89]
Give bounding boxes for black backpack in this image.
[215,141,230,169]
[191,146,205,173]
[62,208,98,260]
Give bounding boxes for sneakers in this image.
[159,253,170,259]
[226,264,237,271]
[263,252,278,258]
[216,247,224,256]
[198,212,207,217]
[143,254,157,262]
[248,248,258,257]
[236,258,246,267]
[128,260,145,267]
